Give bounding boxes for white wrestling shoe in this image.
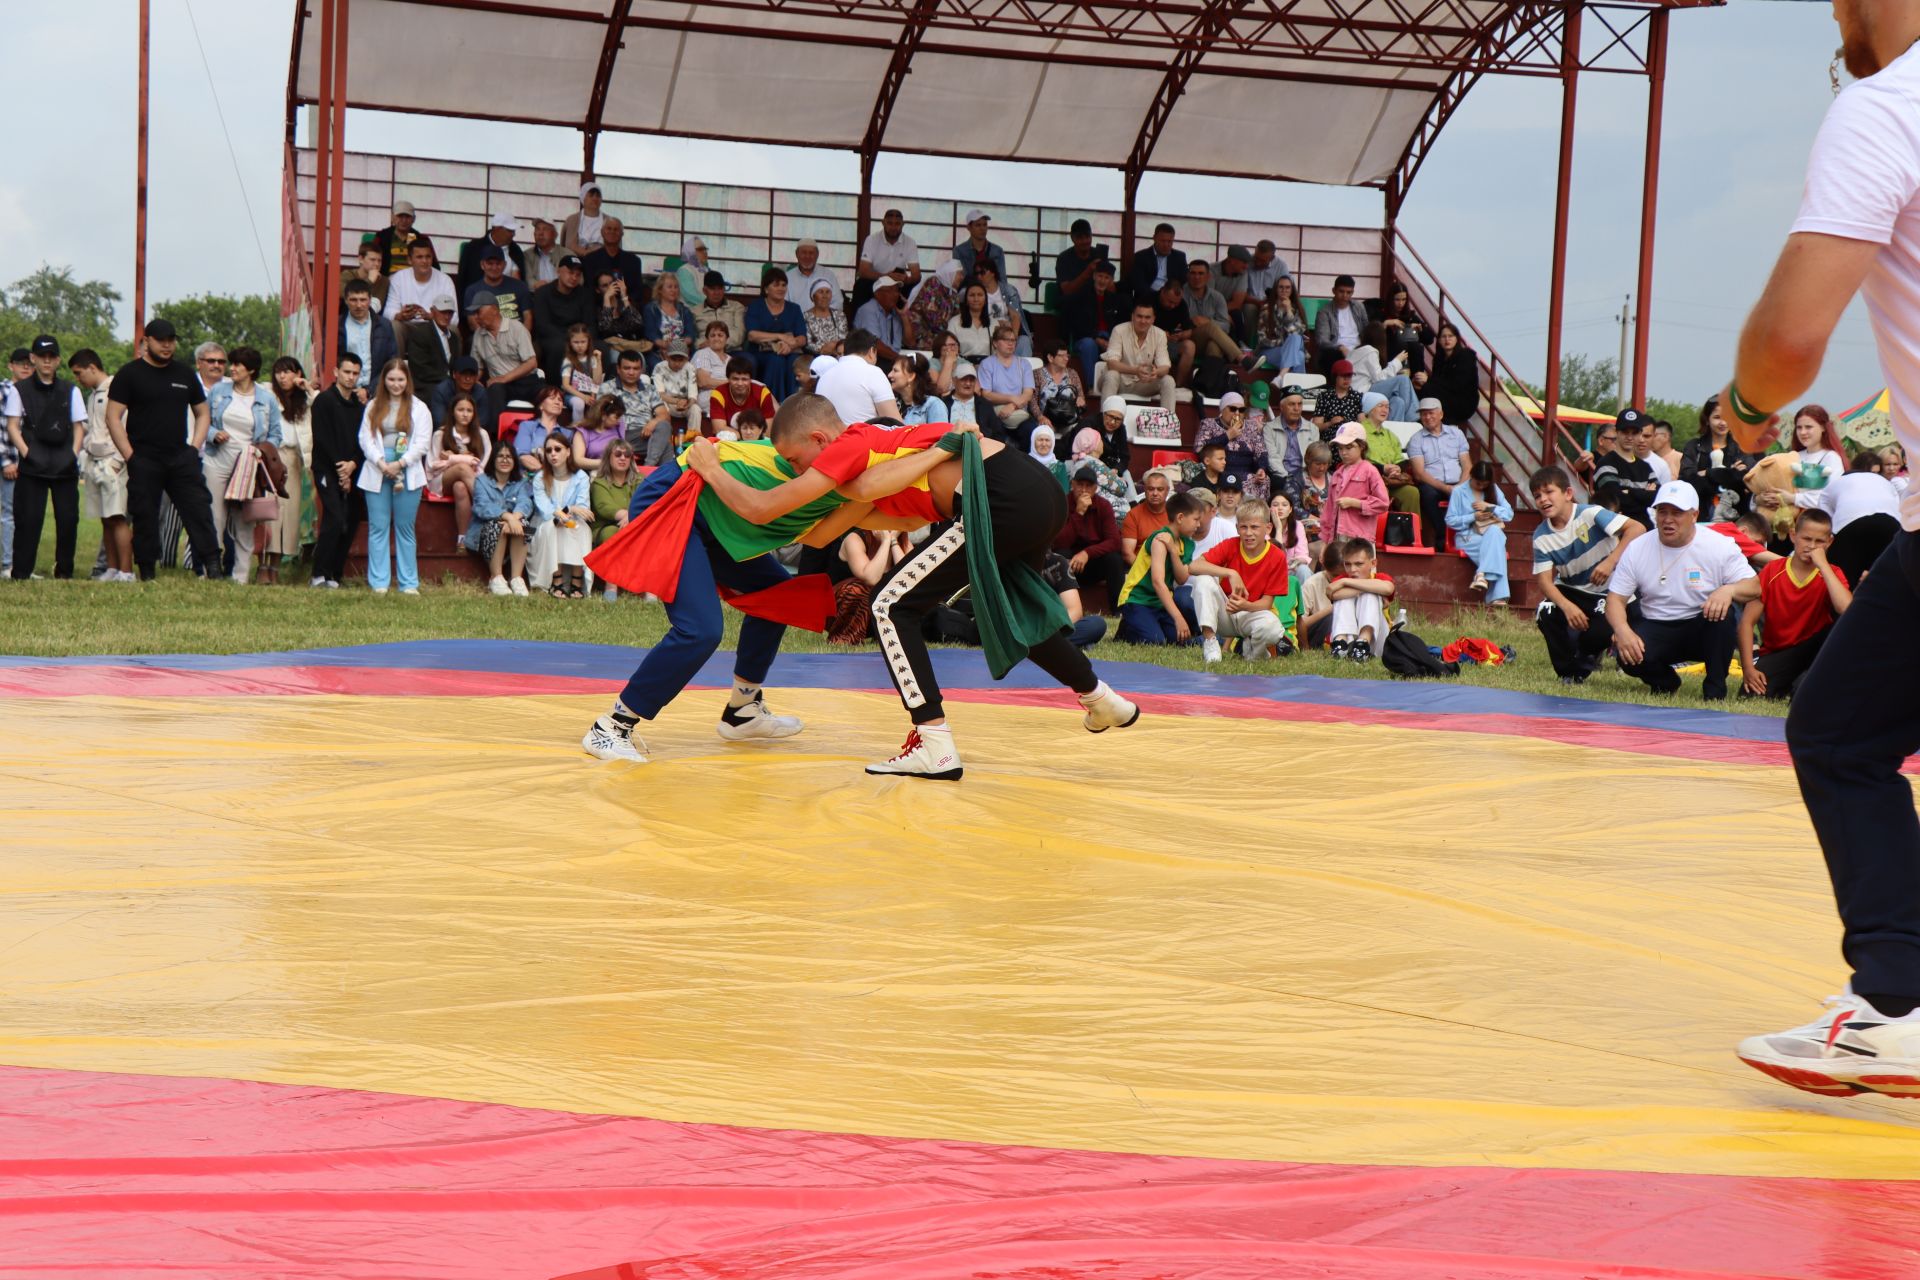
[865,726,963,781]
[1079,681,1141,733]
[715,691,804,741]
[1737,994,1920,1098]
[582,716,649,763]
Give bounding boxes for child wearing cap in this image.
[653,339,701,457]
[1325,423,1389,545]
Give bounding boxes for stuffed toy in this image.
[1744,450,1805,539]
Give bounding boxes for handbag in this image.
[1383,510,1416,548]
[241,459,281,522]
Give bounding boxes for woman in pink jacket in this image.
[1325,422,1389,545]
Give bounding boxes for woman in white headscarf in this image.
[563,182,607,257]
[675,235,717,304]
[907,259,965,346]
[1028,424,1069,489]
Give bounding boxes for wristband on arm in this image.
[1726,383,1770,427]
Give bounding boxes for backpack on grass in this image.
[1381,627,1458,678]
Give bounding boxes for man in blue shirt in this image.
[1402,398,1472,550]
[337,280,395,391]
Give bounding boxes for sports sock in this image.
[606,700,641,734]
[1076,680,1109,704]
[727,680,761,710]
[1862,994,1920,1019]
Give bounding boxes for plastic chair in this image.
[496,409,535,450]
[1375,511,1435,556]
[1150,449,1189,470]
[663,255,684,272]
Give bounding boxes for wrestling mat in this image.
[2,640,1917,1279]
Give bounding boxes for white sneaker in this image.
[488,576,510,596]
[716,691,804,741]
[371,586,388,595]
[1737,995,1920,1098]
[1079,681,1141,733]
[1201,636,1223,664]
[582,717,649,763]
[399,587,420,596]
[325,579,342,589]
[509,578,529,597]
[310,575,329,588]
[1470,573,1489,593]
[108,570,137,582]
[865,726,963,780]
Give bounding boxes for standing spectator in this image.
[1402,397,1470,551]
[952,209,1006,282]
[1097,302,1176,410]
[581,219,645,299]
[339,279,397,392]
[1248,274,1309,375]
[1269,491,1311,571]
[1605,480,1758,701]
[1650,419,1684,480]
[1064,260,1129,389]
[744,270,807,400]
[562,182,607,257]
[978,323,1035,444]
[356,359,432,596]
[1262,384,1316,501]
[949,279,995,361]
[643,273,698,372]
[1181,259,1245,367]
[1427,322,1479,427]
[973,261,1031,358]
[1324,423,1388,546]
[464,245,534,332]
[1348,323,1416,422]
[371,200,418,276]
[708,356,777,433]
[1215,245,1253,341]
[1120,468,1173,560]
[1680,395,1756,520]
[467,443,531,596]
[1243,240,1292,321]
[402,289,462,398]
[692,272,747,353]
[1190,501,1296,662]
[1447,460,1513,601]
[1129,223,1187,300]
[906,260,964,352]
[1296,441,1334,548]
[530,253,595,383]
[382,238,454,333]
[558,324,603,413]
[0,353,17,576]
[1313,275,1371,374]
[856,207,921,308]
[426,391,490,538]
[1530,464,1644,683]
[524,219,562,289]
[469,292,543,431]
[262,356,312,584]
[1054,466,1126,607]
[1631,413,1673,485]
[1787,404,1847,501]
[652,340,701,449]
[5,335,85,580]
[816,330,899,427]
[1799,450,1901,586]
[308,352,366,588]
[202,345,282,584]
[105,319,220,581]
[598,350,668,463]
[1193,391,1270,503]
[852,278,907,359]
[1327,537,1396,660]
[455,212,527,299]
[1116,489,1204,645]
[69,349,134,580]
[1739,508,1853,700]
[891,354,949,426]
[1599,409,1661,525]
[1055,219,1106,346]
[786,238,840,310]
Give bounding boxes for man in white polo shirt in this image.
[1719,1,1920,1097]
[815,330,899,426]
[1604,480,1757,702]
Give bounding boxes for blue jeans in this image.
[1454,526,1509,601]
[1073,337,1104,389]
[0,474,12,574]
[363,479,421,591]
[616,460,790,719]
[1787,530,1920,1000]
[1370,375,1417,422]
[1256,334,1306,374]
[1117,584,1196,644]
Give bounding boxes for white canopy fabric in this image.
[290,1,1690,189]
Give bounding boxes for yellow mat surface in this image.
[3,689,1917,1180]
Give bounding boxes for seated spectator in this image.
[1129,222,1187,301]
[557,322,604,417]
[596,269,647,366]
[929,331,962,398]
[890,353,949,426]
[530,253,595,382]
[341,240,391,307]
[581,218,645,299]
[590,439,639,600]
[1033,340,1086,440]
[1116,489,1206,645]
[907,260,964,353]
[1708,510,1782,566]
[1193,480,1240,557]
[1054,465,1126,607]
[338,279,397,393]
[527,432,593,598]
[692,322,732,393]
[426,390,491,537]
[1296,440,1333,548]
[731,409,768,443]
[949,280,995,361]
[1269,490,1311,571]
[402,291,463,399]
[803,281,848,373]
[978,322,1036,444]
[1428,323,1480,427]
[1596,409,1660,526]
[1262,384,1316,501]
[570,393,627,471]
[1606,480,1759,701]
[1447,460,1513,601]
[1121,468,1173,560]
[1068,422,1132,518]
[1403,397,1471,551]
[1192,439,1231,495]
[1888,442,1911,494]
[1028,425,1068,487]
[1181,259,1244,368]
[462,244,533,333]
[1190,501,1297,662]
[432,354,483,425]
[597,349,668,465]
[1739,508,1852,700]
[1325,423,1388,546]
[525,218,562,289]
[1680,395,1757,520]
[785,238,838,311]
[516,384,573,471]
[643,273,698,372]
[1359,394,1420,514]
[1247,274,1309,375]
[1066,259,1130,389]
[470,292,543,431]
[466,438,532,596]
[1313,360,1364,430]
[1244,238,1292,311]
[953,209,1007,282]
[693,273,747,353]
[675,235,717,304]
[1297,538,1342,651]
[652,339,701,449]
[1530,464,1645,683]
[852,278,907,358]
[1378,280,1431,381]
[817,330,900,426]
[946,362,988,428]
[1098,303,1176,410]
[456,212,528,300]
[1349,323,1416,423]
[1044,548,1109,649]
[1328,537,1396,660]
[562,182,607,257]
[708,356,777,434]
[1193,391,1270,502]
[373,199,419,276]
[973,261,1031,359]
[828,529,910,644]
[1151,278,1199,386]
[1313,274,1370,374]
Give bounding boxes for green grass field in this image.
[0,515,1783,717]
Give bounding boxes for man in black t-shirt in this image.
[104,318,220,580]
[1150,279,1197,387]
[1593,409,1659,526]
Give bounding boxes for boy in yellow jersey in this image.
[1115,491,1206,644]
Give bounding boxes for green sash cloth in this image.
[939,432,1072,679]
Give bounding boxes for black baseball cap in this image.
[1615,407,1648,432]
[558,254,583,270]
[29,335,58,357]
[703,270,726,288]
[143,318,177,341]
[1073,466,1100,485]
[8,348,28,364]
[479,244,506,262]
[451,355,481,374]
[1219,473,1245,491]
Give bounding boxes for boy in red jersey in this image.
[1738,507,1853,700]
[684,394,1139,780]
[1187,502,1296,661]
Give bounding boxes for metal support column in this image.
[134,0,150,340]
[1631,6,1669,409]
[1540,1,1582,466]
[1380,176,1403,299]
[1120,166,1140,265]
[856,148,875,266]
[318,0,350,377]
[312,0,336,373]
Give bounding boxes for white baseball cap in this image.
[809,354,838,378]
[489,211,521,233]
[964,208,989,224]
[1651,480,1699,512]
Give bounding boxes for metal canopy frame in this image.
[285,0,1720,439]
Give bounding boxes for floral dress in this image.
[1192,415,1271,502]
[805,307,847,355]
[907,278,957,345]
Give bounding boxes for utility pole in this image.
[134,0,150,341]
[1616,293,1631,411]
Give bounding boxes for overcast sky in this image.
[3,0,1878,411]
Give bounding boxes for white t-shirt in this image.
[1334,305,1359,350]
[1195,513,1238,556]
[1815,470,1901,532]
[383,268,455,320]
[1793,43,1920,530]
[0,382,86,424]
[1790,448,1844,508]
[861,232,919,277]
[1645,451,1673,486]
[1608,524,1754,622]
[817,356,894,426]
[220,388,255,446]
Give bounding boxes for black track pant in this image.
[312,478,366,583]
[11,473,78,579]
[129,446,218,580]
[872,448,1098,725]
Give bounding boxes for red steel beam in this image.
[581,0,632,181]
[1541,0,1581,466]
[1123,0,1248,252]
[134,0,150,341]
[1630,4,1667,407]
[313,0,336,373]
[856,0,940,249]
